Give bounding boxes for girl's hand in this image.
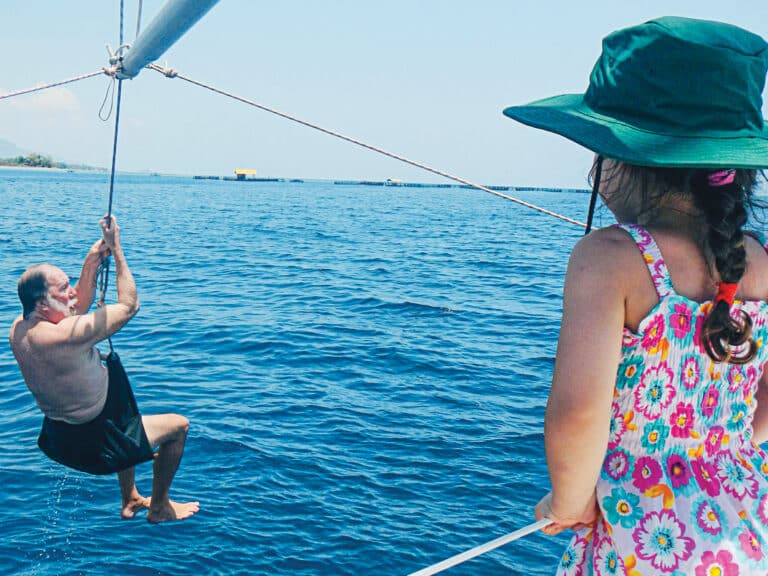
[534,491,600,536]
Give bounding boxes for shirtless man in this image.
[9,216,199,523]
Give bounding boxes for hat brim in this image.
[503,94,768,169]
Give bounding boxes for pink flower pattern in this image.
[757,492,768,526]
[691,458,722,498]
[701,386,720,419]
[705,426,725,457]
[670,402,694,438]
[632,456,662,492]
[694,550,739,576]
[739,526,764,561]
[641,315,665,352]
[665,453,692,490]
[728,365,747,395]
[681,356,701,391]
[670,303,692,339]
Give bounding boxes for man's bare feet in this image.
[146,500,200,524]
[121,496,151,519]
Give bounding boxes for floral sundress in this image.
[557,224,768,576]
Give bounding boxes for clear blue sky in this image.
[1,1,767,187]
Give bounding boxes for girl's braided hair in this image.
[692,171,756,364]
[599,162,765,364]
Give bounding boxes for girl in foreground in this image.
[504,17,768,574]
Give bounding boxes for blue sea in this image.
[0,169,594,575]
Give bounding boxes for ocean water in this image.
[0,169,592,575]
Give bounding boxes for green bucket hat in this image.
[503,16,768,169]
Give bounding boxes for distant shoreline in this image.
[0,164,109,173]
[0,165,599,193]
[0,166,592,193]
[0,164,69,172]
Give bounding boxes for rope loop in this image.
[105,43,132,66]
[98,76,117,121]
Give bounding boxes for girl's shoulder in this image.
[570,225,643,266]
[567,226,648,289]
[741,232,768,301]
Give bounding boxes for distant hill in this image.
[0,138,105,171]
[0,138,27,158]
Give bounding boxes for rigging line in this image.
[147,64,587,229]
[95,1,128,352]
[136,0,144,37]
[407,518,553,576]
[97,0,128,320]
[106,79,124,220]
[0,70,106,101]
[96,78,125,354]
[119,0,125,46]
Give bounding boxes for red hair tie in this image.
[715,282,738,307]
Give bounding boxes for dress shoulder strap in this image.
[746,230,768,254]
[617,223,675,299]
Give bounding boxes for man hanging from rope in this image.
[9,215,199,523]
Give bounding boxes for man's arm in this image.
[72,239,109,315]
[107,215,140,319]
[46,216,140,348]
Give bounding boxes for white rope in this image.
[136,0,144,37]
[148,63,587,229]
[408,518,553,576]
[0,70,107,101]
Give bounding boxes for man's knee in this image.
[144,414,189,446]
[160,415,188,445]
[174,414,190,437]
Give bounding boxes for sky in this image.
[1,1,767,188]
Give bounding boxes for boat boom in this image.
[118,0,220,79]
